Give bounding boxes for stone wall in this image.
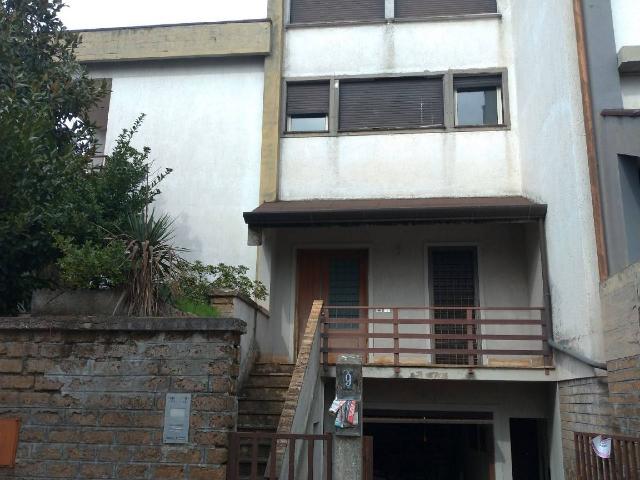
[0,316,245,480]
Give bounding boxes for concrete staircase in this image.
[237,362,294,478]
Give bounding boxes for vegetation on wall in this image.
[0,0,267,316]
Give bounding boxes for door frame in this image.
[292,245,372,360]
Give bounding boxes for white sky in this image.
[60,0,268,30]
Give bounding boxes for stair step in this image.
[245,375,292,388]
[239,387,288,401]
[252,363,296,374]
[238,414,281,430]
[238,400,285,415]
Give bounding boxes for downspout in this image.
[573,0,609,281]
[548,339,607,370]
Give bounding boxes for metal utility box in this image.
[0,419,20,468]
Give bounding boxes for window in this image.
[395,0,498,18]
[454,75,503,127]
[290,0,385,24]
[339,77,444,131]
[286,81,330,133]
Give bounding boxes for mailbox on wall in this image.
[0,419,20,468]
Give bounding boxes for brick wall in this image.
[0,316,245,480]
[559,376,612,479]
[607,354,640,436]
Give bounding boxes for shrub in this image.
[55,237,128,290]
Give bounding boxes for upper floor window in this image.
[339,77,444,131]
[284,70,508,135]
[290,0,385,24]
[395,0,498,19]
[454,74,503,127]
[286,81,330,133]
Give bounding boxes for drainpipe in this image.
[573,0,609,281]
[548,339,607,370]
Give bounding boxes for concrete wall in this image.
[0,316,244,480]
[266,222,541,362]
[280,2,520,200]
[87,58,264,276]
[621,75,640,109]
[510,0,603,363]
[611,0,640,51]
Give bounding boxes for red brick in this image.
[30,410,63,425]
[49,429,78,443]
[32,444,63,460]
[81,430,114,444]
[64,445,96,461]
[25,358,55,373]
[162,446,202,463]
[0,359,23,373]
[190,466,226,480]
[115,430,152,445]
[205,447,228,463]
[130,412,162,428]
[152,465,186,479]
[100,412,131,427]
[20,426,47,442]
[116,464,148,479]
[34,376,64,391]
[78,462,114,478]
[96,445,130,462]
[130,446,162,462]
[0,374,34,389]
[68,411,98,426]
[193,431,228,446]
[47,462,77,477]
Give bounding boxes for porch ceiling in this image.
[243,196,547,227]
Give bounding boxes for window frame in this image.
[282,68,510,138]
[454,85,504,128]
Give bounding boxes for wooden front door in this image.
[295,249,368,355]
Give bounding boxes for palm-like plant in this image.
[118,210,185,316]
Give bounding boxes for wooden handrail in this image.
[321,305,551,368]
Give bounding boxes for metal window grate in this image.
[290,0,385,24]
[286,81,330,116]
[328,258,361,329]
[395,0,497,18]
[431,249,478,365]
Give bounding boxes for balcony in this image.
[320,305,553,379]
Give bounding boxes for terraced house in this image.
[2,0,640,479]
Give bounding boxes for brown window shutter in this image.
[290,0,385,24]
[395,0,497,18]
[338,77,444,131]
[453,74,502,90]
[286,81,330,116]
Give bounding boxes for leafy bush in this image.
[172,261,268,307]
[55,237,128,290]
[173,298,219,318]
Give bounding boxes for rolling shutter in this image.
[286,81,330,116]
[338,77,444,131]
[395,0,497,18]
[453,74,502,90]
[290,0,385,24]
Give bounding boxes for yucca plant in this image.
[117,210,185,316]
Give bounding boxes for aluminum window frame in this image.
[282,68,510,138]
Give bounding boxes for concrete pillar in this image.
[332,354,363,480]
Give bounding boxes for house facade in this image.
[74,0,640,479]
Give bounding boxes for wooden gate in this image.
[227,432,373,479]
[575,432,640,479]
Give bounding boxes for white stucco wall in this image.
[280,0,521,200]
[510,1,603,361]
[621,75,640,110]
[280,130,520,200]
[611,0,640,51]
[88,58,264,273]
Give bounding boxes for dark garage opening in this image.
[364,419,494,480]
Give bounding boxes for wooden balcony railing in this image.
[320,306,551,369]
[575,432,640,479]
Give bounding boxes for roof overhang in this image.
[74,19,271,63]
[618,45,640,74]
[243,197,547,228]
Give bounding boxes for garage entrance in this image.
[363,412,494,480]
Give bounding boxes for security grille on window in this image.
[290,0,385,24]
[395,0,498,18]
[286,81,330,133]
[338,77,444,131]
[454,74,503,127]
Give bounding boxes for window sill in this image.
[286,13,501,29]
[282,125,510,138]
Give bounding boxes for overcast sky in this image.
[60,0,267,30]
